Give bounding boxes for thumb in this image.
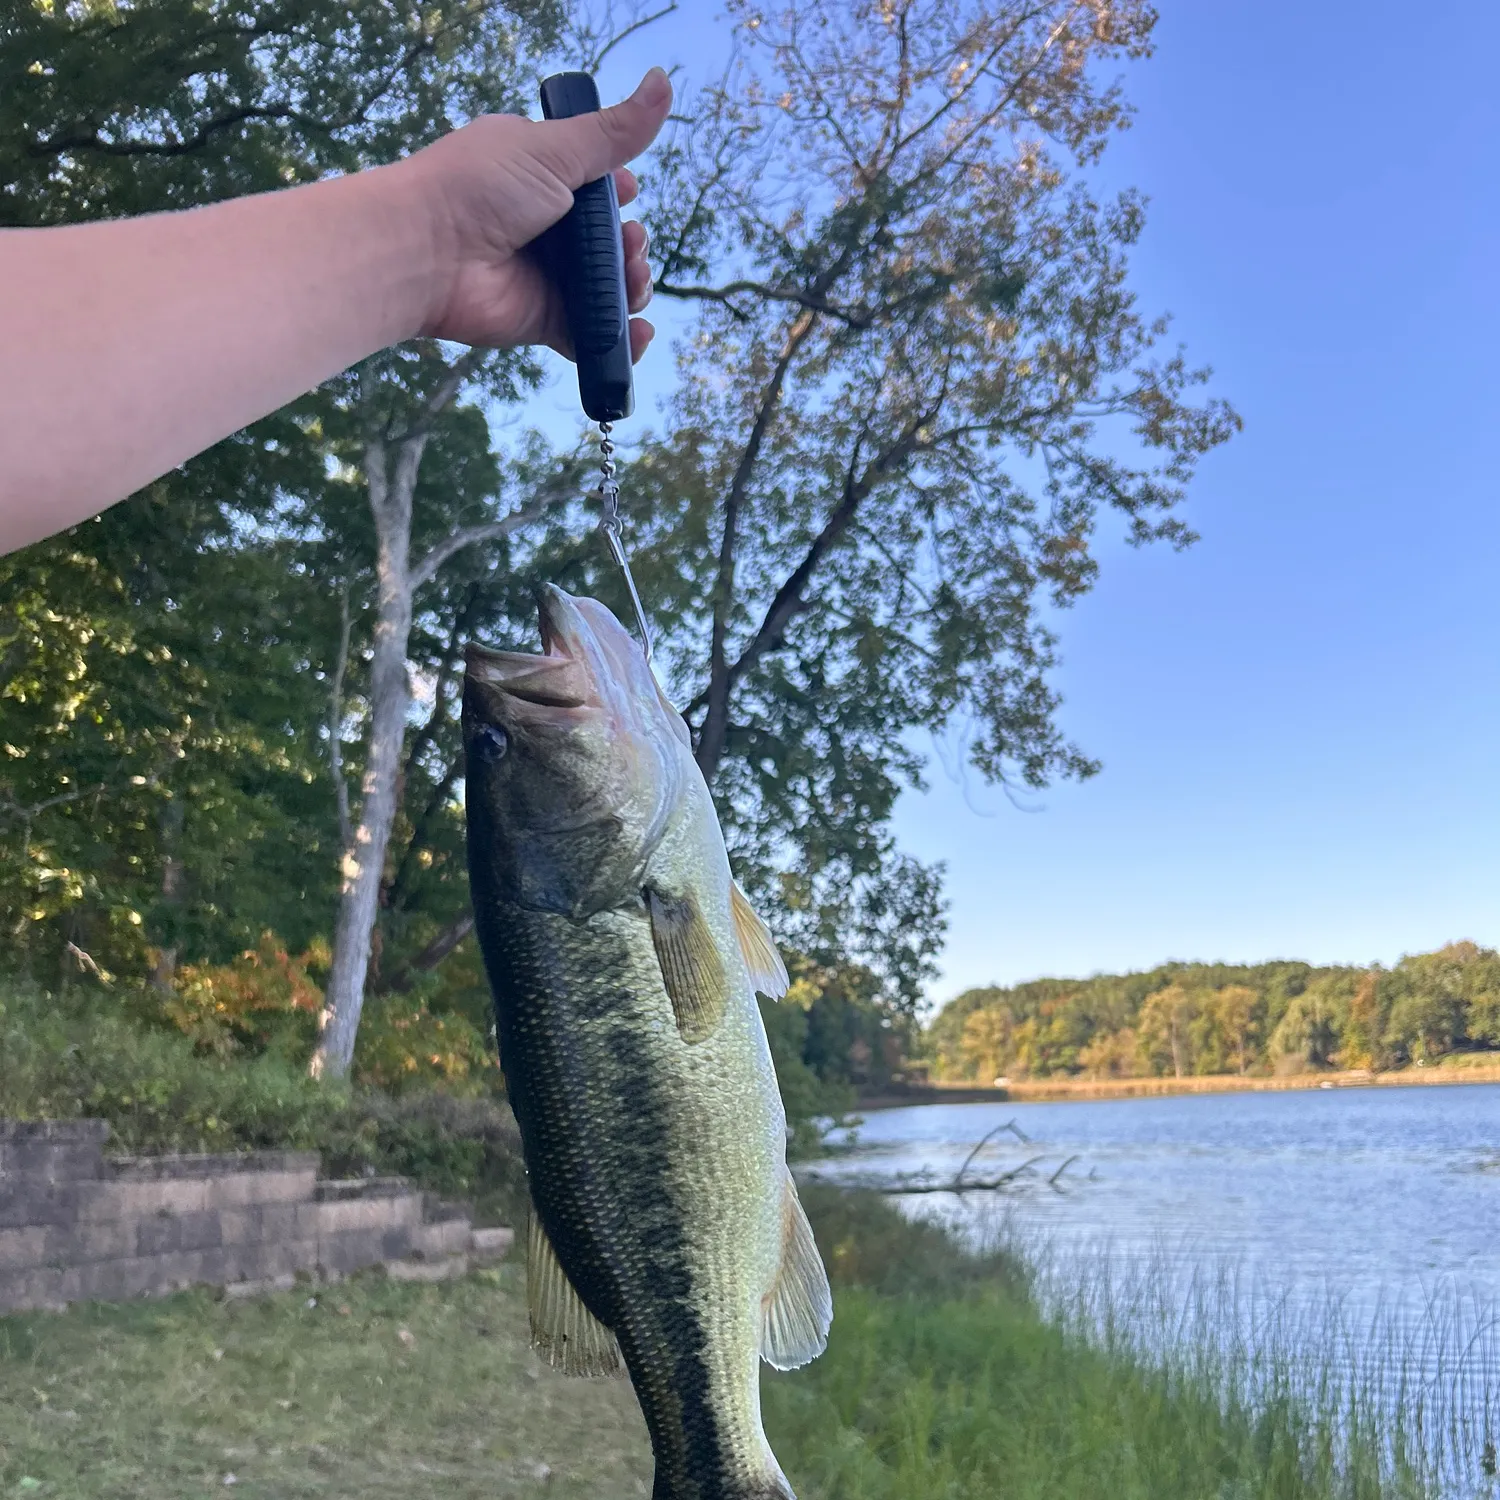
[533,68,673,189]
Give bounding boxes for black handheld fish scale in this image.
[537,72,654,660]
[538,71,635,423]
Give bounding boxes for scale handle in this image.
[538,72,635,424]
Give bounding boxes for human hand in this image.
[391,68,672,360]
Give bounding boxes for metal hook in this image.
[600,519,655,663]
[595,422,654,662]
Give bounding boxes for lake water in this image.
[801,1084,1500,1492]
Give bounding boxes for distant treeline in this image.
[924,943,1500,1083]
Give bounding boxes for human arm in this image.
[0,67,672,556]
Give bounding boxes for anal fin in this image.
[731,881,790,999]
[648,887,729,1043]
[527,1211,623,1378]
[761,1173,833,1370]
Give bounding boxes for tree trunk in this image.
[693,311,817,782]
[312,435,417,1079]
[305,356,545,1080]
[149,796,185,993]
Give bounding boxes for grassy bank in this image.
[861,1061,1500,1109]
[995,1060,1500,1102]
[1,1186,1437,1500]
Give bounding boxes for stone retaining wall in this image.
[0,1120,513,1314]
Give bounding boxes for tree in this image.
[1137,983,1197,1077]
[1268,972,1353,1070]
[5,0,1240,1075]
[1381,942,1500,1064]
[621,0,1236,991]
[0,475,336,980]
[1077,1026,1140,1079]
[0,0,573,1076]
[1194,984,1258,1075]
[306,356,568,1079]
[960,1004,1014,1083]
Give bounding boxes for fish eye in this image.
[471,723,509,763]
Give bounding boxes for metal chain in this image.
[595,422,654,662]
[597,422,621,535]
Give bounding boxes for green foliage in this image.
[927,943,1500,1082]
[0,979,526,1222]
[759,994,852,1157]
[0,0,562,990]
[0,490,341,978]
[0,0,1238,1071]
[351,989,497,1096]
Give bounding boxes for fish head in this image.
[463,585,694,917]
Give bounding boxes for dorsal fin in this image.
[648,887,730,1043]
[526,1211,624,1378]
[761,1173,832,1370]
[731,881,789,999]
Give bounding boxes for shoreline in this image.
[857,1063,1500,1111]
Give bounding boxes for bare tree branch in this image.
[577,1,680,72]
[875,1156,1045,1194]
[411,499,547,590]
[657,277,877,328]
[400,346,489,447]
[955,1119,1031,1184]
[0,782,107,825]
[379,913,476,994]
[64,941,113,985]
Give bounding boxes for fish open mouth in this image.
[465,587,594,709]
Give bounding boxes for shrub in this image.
[166,933,324,1059]
[0,979,527,1224]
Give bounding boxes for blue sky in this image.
[533,5,1500,1004]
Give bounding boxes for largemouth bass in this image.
[462,585,832,1500]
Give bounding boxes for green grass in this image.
[0,1186,1448,1500]
[0,1265,653,1498]
[767,1191,1437,1500]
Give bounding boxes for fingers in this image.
[625,249,652,314]
[613,167,638,207]
[622,219,652,314]
[628,318,655,364]
[535,68,673,191]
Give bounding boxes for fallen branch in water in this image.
[875,1155,1046,1195]
[954,1119,1030,1186]
[1048,1154,1080,1189]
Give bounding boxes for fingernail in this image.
[636,66,671,108]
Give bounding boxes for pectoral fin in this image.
[527,1211,623,1378]
[731,881,789,999]
[648,888,729,1043]
[761,1174,833,1370]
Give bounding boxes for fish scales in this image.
[477,901,784,1494]
[463,586,831,1500]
